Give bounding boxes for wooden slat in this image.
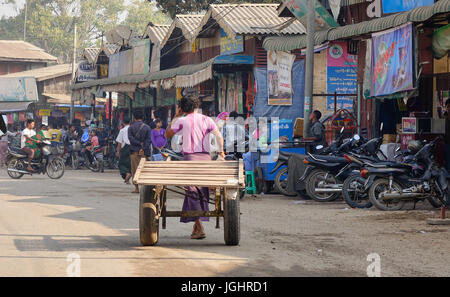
[136,173,239,181]
[135,160,242,188]
[136,179,240,188]
[139,169,238,175]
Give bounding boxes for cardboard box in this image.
[383,134,397,144]
[294,118,304,137]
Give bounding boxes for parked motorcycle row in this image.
[6,133,119,180]
[273,128,450,211]
[65,136,118,173]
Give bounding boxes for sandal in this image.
[191,232,206,240]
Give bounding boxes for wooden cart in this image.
[133,159,245,246]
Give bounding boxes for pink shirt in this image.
[171,113,217,154]
[91,136,99,147]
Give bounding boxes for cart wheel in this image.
[139,185,160,246]
[223,189,240,246]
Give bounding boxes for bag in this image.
[152,153,163,161]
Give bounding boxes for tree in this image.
[0,0,169,62]
[153,0,280,19]
[122,0,170,37]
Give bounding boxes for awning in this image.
[72,73,147,90]
[264,0,450,51]
[0,101,34,113]
[72,55,255,91]
[43,93,72,104]
[433,23,450,59]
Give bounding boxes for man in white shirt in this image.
[21,119,37,172]
[116,117,131,184]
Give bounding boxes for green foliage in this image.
[154,0,280,19]
[0,0,170,62]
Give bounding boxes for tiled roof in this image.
[143,24,171,45]
[161,14,205,48]
[0,63,72,81]
[0,40,57,63]
[194,4,306,40]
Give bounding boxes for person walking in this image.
[116,117,132,184]
[151,118,167,155]
[165,97,225,240]
[128,110,152,194]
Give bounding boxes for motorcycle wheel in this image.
[368,178,405,211]
[71,154,80,170]
[305,169,340,202]
[7,158,25,179]
[47,158,65,179]
[274,168,297,197]
[89,160,100,173]
[343,174,372,209]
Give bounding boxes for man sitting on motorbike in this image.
[22,122,47,172]
[21,119,37,172]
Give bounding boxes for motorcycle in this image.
[103,136,119,170]
[6,139,65,180]
[300,134,383,202]
[271,127,349,197]
[361,138,449,211]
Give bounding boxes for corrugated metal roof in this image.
[143,24,171,45]
[264,0,450,51]
[82,48,101,64]
[0,40,57,63]
[0,63,72,81]
[161,14,205,48]
[195,4,306,40]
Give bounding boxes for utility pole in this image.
[70,24,77,124]
[303,0,315,137]
[23,0,28,41]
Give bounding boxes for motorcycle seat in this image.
[309,154,347,163]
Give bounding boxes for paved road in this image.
[0,169,449,277]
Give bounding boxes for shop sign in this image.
[77,59,97,82]
[39,109,51,117]
[382,0,434,14]
[371,23,414,97]
[220,29,244,55]
[267,50,295,106]
[0,77,38,102]
[326,42,358,110]
[57,107,70,113]
[132,39,150,74]
[282,0,339,31]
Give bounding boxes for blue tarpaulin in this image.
[214,55,254,65]
[253,60,305,119]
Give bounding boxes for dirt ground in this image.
[0,169,448,277]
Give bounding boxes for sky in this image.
[0,0,26,18]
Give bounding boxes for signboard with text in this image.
[282,0,339,31]
[268,50,295,106]
[382,0,434,14]
[327,42,357,110]
[77,59,97,82]
[0,77,38,102]
[220,29,244,55]
[371,23,414,97]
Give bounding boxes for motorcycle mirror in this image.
[340,127,345,134]
[380,122,384,132]
[395,147,401,152]
[316,145,324,150]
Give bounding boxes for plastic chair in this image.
[245,171,257,194]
